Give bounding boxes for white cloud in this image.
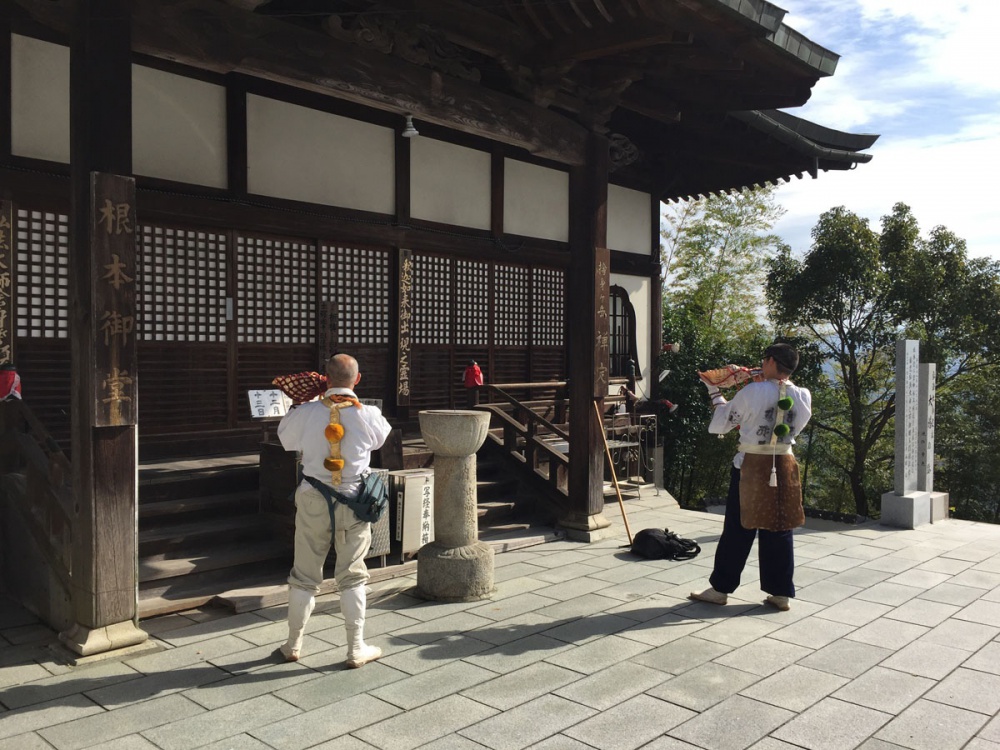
[775,122,1000,257]
[770,0,1000,259]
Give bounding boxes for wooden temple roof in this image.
[11,0,878,200]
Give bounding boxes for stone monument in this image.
[881,340,949,528]
[415,409,495,601]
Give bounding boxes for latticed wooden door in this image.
[234,232,317,423]
[319,243,392,402]
[408,252,566,411]
[136,223,229,433]
[12,207,72,446]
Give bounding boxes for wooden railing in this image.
[473,379,630,505]
[0,400,74,591]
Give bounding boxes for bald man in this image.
[277,353,392,667]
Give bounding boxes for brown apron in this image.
[739,453,804,531]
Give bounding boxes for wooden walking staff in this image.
[593,401,633,545]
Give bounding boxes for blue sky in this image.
[769,0,1000,259]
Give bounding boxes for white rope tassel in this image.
[769,382,788,489]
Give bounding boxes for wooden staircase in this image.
[138,456,291,618]
[135,444,559,618]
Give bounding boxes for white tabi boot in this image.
[280,586,316,662]
[341,585,381,668]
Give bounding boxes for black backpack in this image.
[628,528,701,560]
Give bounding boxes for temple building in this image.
[0,0,875,654]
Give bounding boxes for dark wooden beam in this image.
[10,0,588,166]
[64,0,146,656]
[565,132,611,538]
[225,73,248,197]
[528,20,688,66]
[372,0,532,59]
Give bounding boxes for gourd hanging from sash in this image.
[769,383,794,487]
[321,394,362,484]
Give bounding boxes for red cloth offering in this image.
[697,365,764,391]
[272,371,328,405]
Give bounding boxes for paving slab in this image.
[563,693,697,750]
[875,699,988,750]
[832,666,934,714]
[38,693,204,750]
[739,664,848,713]
[553,660,668,710]
[772,696,892,750]
[669,695,794,750]
[6,501,1000,750]
[457,693,596,750]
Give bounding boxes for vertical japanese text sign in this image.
[0,202,13,365]
[91,172,137,427]
[397,248,413,406]
[318,300,337,368]
[894,339,919,494]
[593,247,611,398]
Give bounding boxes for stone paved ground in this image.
[4,490,1000,750]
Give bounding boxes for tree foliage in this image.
[658,187,782,506]
[766,202,1000,517]
[664,186,786,335]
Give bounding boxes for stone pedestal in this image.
[59,620,149,657]
[416,410,494,602]
[929,491,950,523]
[558,511,614,542]
[880,491,931,530]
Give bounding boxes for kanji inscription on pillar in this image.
[0,202,13,365]
[91,172,137,426]
[397,248,413,406]
[894,339,919,494]
[318,300,337,367]
[593,247,611,398]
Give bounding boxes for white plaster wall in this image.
[133,65,228,188]
[503,158,569,242]
[611,272,652,383]
[247,95,395,214]
[608,184,652,255]
[410,137,490,230]
[11,35,70,163]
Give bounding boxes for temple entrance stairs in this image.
[137,455,290,618]
[135,444,559,618]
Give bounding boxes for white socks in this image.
[341,585,382,668]
[281,586,316,662]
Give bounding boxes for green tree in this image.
[936,370,1000,522]
[767,202,1000,517]
[658,186,783,506]
[665,186,787,335]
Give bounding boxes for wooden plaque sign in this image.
[0,202,13,365]
[593,246,611,398]
[91,172,137,427]
[318,300,337,367]
[397,248,413,406]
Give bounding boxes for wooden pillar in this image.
[563,133,612,539]
[62,0,147,656]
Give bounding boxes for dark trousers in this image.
[709,467,795,597]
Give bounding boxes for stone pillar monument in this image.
[416,409,494,601]
[881,340,949,528]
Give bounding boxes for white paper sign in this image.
[248,389,292,419]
